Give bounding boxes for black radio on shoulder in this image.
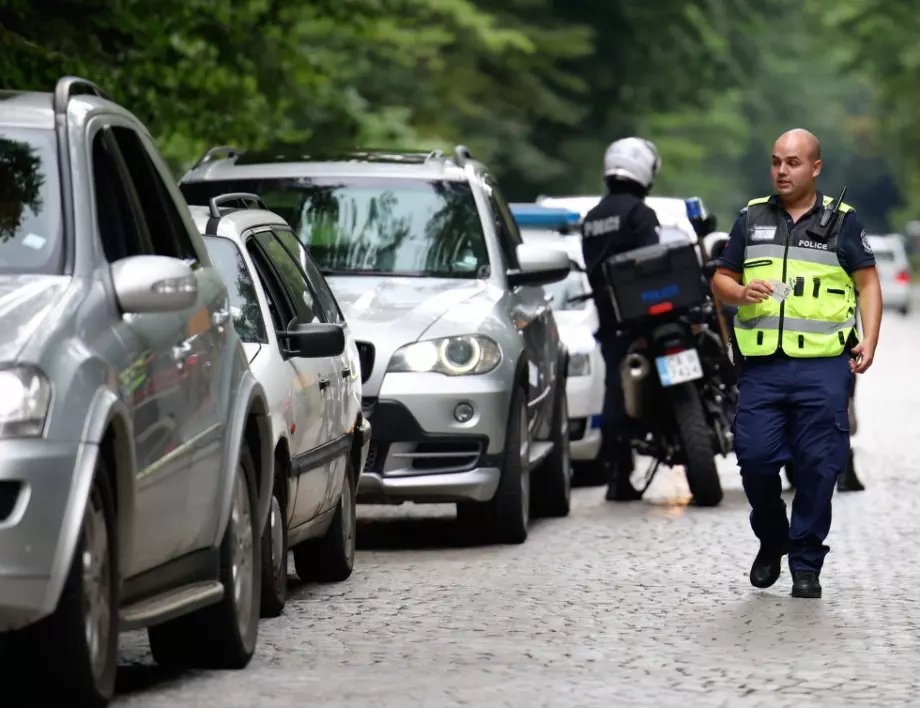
[602,240,708,326]
[806,186,847,242]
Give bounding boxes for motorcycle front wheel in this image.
[670,382,723,507]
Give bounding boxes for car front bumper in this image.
[356,371,511,504]
[0,439,92,631]
[565,354,604,463]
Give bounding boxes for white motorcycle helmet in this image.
[603,137,661,189]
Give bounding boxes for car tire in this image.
[457,383,530,544]
[532,370,572,517]
[259,474,288,617]
[293,457,357,583]
[148,442,261,670]
[5,459,119,708]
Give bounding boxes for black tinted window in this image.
[201,236,268,343]
[272,228,342,323]
[0,128,64,274]
[181,177,489,278]
[254,231,321,324]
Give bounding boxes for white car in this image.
[867,234,912,315]
[190,196,371,617]
[513,208,606,485]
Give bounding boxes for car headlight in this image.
[569,352,591,377]
[0,366,52,437]
[387,335,502,376]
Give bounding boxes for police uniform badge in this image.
[859,229,873,255]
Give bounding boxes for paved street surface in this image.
[117,298,920,707]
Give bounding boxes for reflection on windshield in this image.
[0,129,63,274]
[202,236,268,343]
[181,177,489,278]
[544,270,588,310]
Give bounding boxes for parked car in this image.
[510,203,606,486]
[867,234,911,315]
[178,145,573,544]
[0,78,274,706]
[188,194,371,617]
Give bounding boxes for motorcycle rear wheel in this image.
[670,383,723,507]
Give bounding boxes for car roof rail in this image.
[454,144,474,167]
[53,76,110,114]
[425,149,444,162]
[190,145,246,171]
[208,192,266,219]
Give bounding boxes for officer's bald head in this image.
[771,129,822,204]
[775,128,821,162]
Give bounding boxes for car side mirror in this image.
[111,255,198,314]
[278,322,345,358]
[507,244,571,288]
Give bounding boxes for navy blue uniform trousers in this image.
[733,352,853,573]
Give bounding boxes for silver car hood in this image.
[0,275,73,362]
[326,275,490,395]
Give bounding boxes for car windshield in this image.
[871,248,895,262]
[181,177,489,279]
[0,128,64,274]
[544,266,589,311]
[201,235,268,343]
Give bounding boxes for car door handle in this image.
[341,367,351,379]
[318,377,330,391]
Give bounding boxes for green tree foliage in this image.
[0,0,910,233]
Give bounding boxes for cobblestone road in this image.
[117,299,920,707]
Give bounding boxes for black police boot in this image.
[606,442,642,501]
[749,541,789,588]
[791,570,822,598]
[836,451,865,492]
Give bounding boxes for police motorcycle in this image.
[573,198,737,506]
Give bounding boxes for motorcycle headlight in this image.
[387,335,502,376]
[0,366,52,437]
[569,352,591,377]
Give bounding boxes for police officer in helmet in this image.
[712,128,882,599]
[581,137,663,502]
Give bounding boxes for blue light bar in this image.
[509,203,581,229]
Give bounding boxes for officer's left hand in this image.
[850,339,876,374]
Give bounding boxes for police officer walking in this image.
[581,137,662,502]
[712,128,882,598]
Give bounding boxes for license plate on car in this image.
[655,349,703,387]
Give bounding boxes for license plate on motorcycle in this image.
[655,349,703,387]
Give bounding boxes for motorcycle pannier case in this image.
[602,240,708,325]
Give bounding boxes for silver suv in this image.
[179,146,574,545]
[0,78,273,705]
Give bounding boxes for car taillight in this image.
[896,270,911,284]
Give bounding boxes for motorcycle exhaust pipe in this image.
[620,352,651,420]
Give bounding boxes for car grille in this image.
[355,341,375,383]
[0,481,21,522]
[393,441,483,472]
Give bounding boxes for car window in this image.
[91,130,153,263]
[483,177,522,270]
[109,127,199,265]
[273,227,344,323]
[254,230,322,324]
[180,176,489,278]
[201,236,268,343]
[0,127,65,274]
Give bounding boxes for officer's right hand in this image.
[741,279,773,303]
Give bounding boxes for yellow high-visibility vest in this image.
[735,194,858,358]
